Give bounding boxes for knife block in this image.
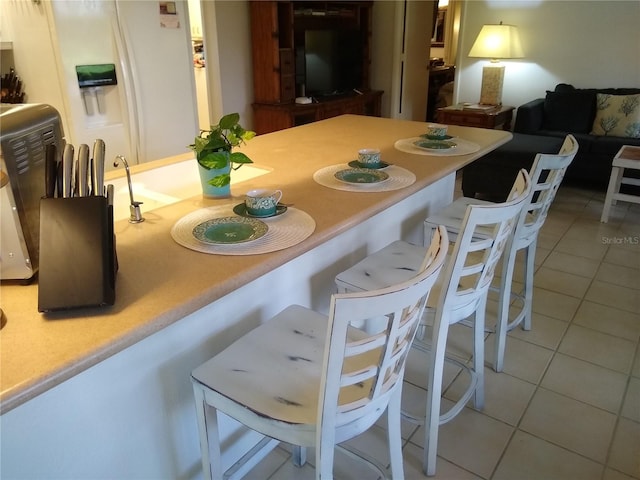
[38,196,118,312]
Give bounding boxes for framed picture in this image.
[431,7,446,47]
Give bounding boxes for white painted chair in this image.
[335,170,531,476]
[191,226,448,480]
[424,134,578,372]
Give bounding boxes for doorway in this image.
[187,0,211,130]
[427,0,460,121]
[389,0,434,121]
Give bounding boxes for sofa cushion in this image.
[554,83,640,97]
[595,88,640,96]
[542,90,595,133]
[591,93,640,138]
[554,83,578,94]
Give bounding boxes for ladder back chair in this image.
[191,226,448,480]
[424,134,578,372]
[334,170,531,476]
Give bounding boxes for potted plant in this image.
[189,113,256,197]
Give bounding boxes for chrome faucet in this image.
[113,155,145,223]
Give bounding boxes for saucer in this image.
[334,168,389,185]
[420,134,454,141]
[233,203,288,218]
[348,160,391,170]
[192,216,268,244]
[413,139,457,151]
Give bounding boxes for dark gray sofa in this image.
[462,84,640,200]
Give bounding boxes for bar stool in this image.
[191,227,448,480]
[424,134,578,372]
[601,145,640,223]
[335,170,531,476]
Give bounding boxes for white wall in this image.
[454,0,640,111]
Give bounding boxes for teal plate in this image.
[413,139,457,151]
[348,160,391,170]
[334,168,389,185]
[232,203,288,218]
[420,134,454,141]
[192,216,268,244]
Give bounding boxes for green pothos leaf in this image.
[218,113,240,130]
[229,152,252,166]
[198,151,230,170]
[208,173,231,187]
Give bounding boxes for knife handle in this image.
[77,144,90,197]
[92,139,106,196]
[62,143,74,198]
[56,141,64,197]
[45,144,57,198]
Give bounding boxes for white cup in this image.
[245,189,283,216]
[357,148,382,168]
[425,123,448,138]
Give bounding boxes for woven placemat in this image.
[313,164,416,192]
[394,137,481,156]
[171,205,315,255]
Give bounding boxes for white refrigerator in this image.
[48,0,199,168]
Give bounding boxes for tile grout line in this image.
[601,340,640,480]
[489,190,605,479]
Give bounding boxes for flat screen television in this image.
[304,29,362,97]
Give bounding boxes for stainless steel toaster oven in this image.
[1,103,65,280]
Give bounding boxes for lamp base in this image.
[479,64,505,106]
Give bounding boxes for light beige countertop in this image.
[0,115,511,413]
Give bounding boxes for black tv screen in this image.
[304,30,362,97]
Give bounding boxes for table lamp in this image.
[468,22,524,105]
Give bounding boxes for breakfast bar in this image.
[0,115,511,478]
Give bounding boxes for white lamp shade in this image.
[468,23,524,60]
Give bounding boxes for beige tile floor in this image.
[230,182,640,479]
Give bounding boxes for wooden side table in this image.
[437,105,514,130]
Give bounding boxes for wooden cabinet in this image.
[249,1,294,103]
[437,105,515,131]
[278,48,295,102]
[253,90,383,134]
[249,1,382,135]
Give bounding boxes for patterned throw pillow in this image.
[591,93,640,138]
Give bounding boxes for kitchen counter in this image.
[1,116,510,476]
[1,115,510,411]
